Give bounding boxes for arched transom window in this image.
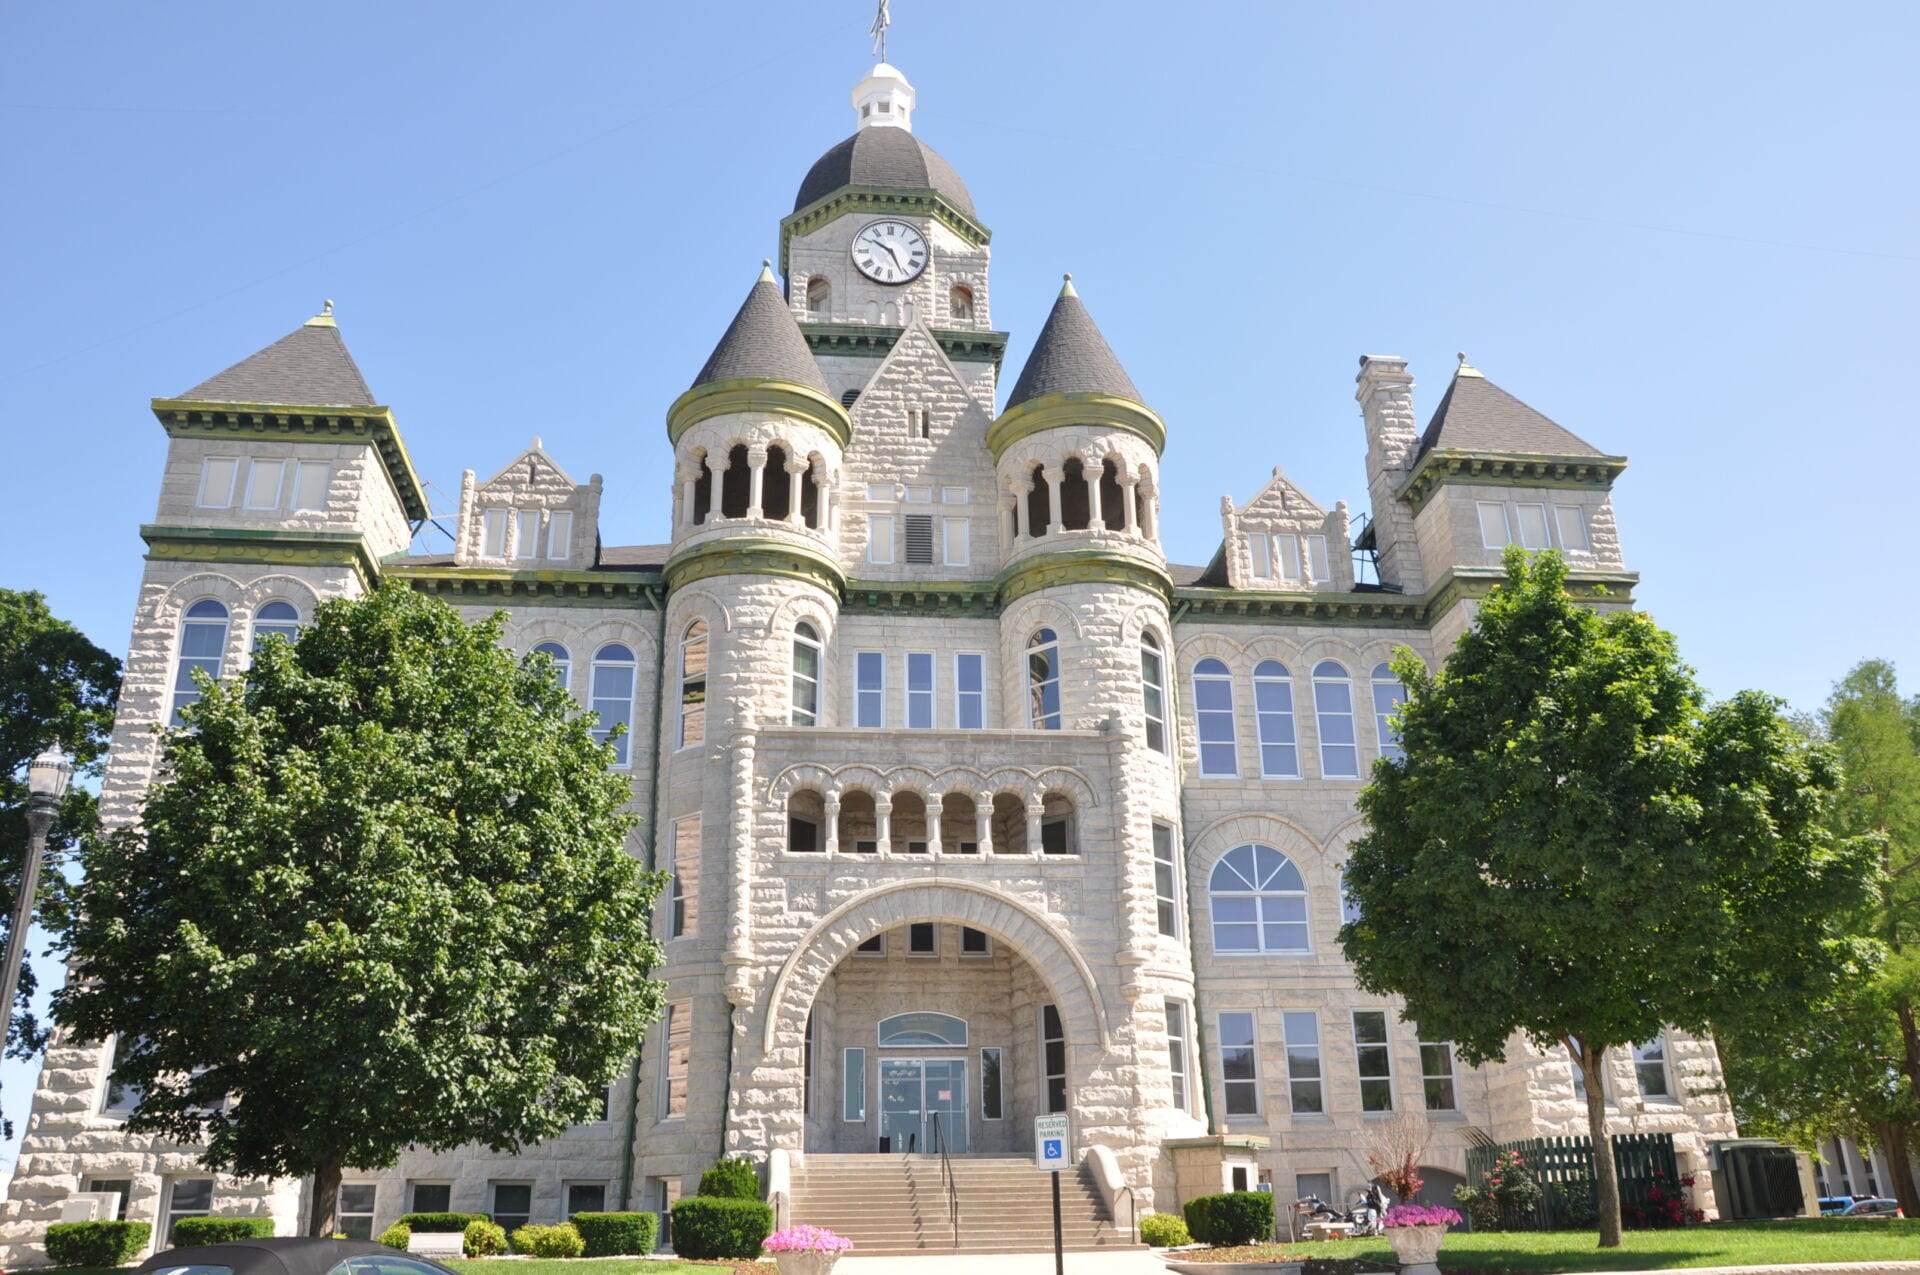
[591,643,636,767]
[1140,630,1167,753]
[1026,628,1061,730]
[1371,662,1407,763]
[792,622,822,726]
[878,1012,968,1047]
[1253,660,1299,778]
[1209,843,1309,954]
[1313,660,1359,778]
[679,621,708,748]
[533,641,571,691]
[1192,658,1237,777]
[251,600,301,651]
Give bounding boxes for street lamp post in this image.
[0,750,73,1048]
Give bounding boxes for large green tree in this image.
[1339,548,1874,1246]
[0,589,119,1125]
[54,583,666,1235]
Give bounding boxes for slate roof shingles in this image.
[794,128,975,218]
[179,321,377,407]
[1417,371,1604,459]
[1004,287,1143,410]
[693,276,831,394]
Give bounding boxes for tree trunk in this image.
[1872,1120,1920,1219]
[1573,1036,1623,1248]
[1897,995,1920,1127]
[307,1155,344,1238]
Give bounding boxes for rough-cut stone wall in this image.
[154,436,412,561]
[453,444,603,570]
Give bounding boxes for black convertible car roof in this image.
[137,1238,441,1275]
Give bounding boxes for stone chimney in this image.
[1355,355,1426,594]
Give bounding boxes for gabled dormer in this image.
[453,439,602,569]
[1217,466,1352,592]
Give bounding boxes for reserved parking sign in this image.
[1034,1113,1070,1169]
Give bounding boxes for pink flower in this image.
[1383,1204,1463,1229]
[764,1225,855,1254]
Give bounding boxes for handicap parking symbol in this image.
[1043,1138,1063,1160]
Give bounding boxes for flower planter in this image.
[772,1251,841,1275]
[1386,1221,1445,1275]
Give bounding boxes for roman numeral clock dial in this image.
[851,219,928,284]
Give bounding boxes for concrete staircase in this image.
[790,1154,1143,1257]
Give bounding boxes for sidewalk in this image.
[836,1250,1169,1274]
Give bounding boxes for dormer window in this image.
[483,508,508,557]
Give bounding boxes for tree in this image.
[0,589,119,1126]
[1718,660,1920,1213]
[53,583,667,1236]
[1339,547,1875,1247]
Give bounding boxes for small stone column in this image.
[1121,474,1139,534]
[926,797,944,857]
[820,474,837,532]
[785,457,806,525]
[678,468,698,530]
[705,452,725,517]
[823,792,840,857]
[1002,490,1020,542]
[1026,795,1045,858]
[874,796,892,855]
[1085,463,1102,528]
[975,800,994,854]
[746,446,768,519]
[1042,468,1063,535]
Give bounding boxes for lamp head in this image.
[27,749,72,802]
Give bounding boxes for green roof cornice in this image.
[1173,564,1638,628]
[801,322,1008,369]
[389,564,662,609]
[987,392,1167,460]
[141,524,384,591]
[841,580,1000,615]
[666,379,852,448]
[779,186,990,274]
[996,547,1173,608]
[662,536,845,598]
[1399,448,1628,514]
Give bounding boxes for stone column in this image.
[823,792,840,856]
[1085,463,1102,529]
[821,475,837,533]
[1026,794,1045,858]
[705,452,725,518]
[1002,490,1020,542]
[1121,474,1139,534]
[975,799,993,854]
[746,446,768,519]
[1042,468,1063,536]
[725,707,757,1006]
[926,796,944,857]
[785,457,806,525]
[874,796,892,856]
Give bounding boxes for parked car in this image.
[1817,1195,1854,1215]
[1837,1197,1905,1218]
[138,1237,460,1275]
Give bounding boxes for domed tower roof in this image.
[791,62,974,217]
[1005,276,1143,409]
[691,263,830,394]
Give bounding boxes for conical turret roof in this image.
[691,264,830,394]
[1005,276,1142,409]
[179,308,376,406]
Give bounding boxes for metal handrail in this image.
[1117,1183,1137,1245]
[928,1110,959,1245]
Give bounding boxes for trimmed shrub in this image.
[1139,1211,1191,1247]
[571,1211,659,1256]
[396,1211,487,1232]
[171,1216,275,1246]
[1182,1191,1273,1247]
[378,1223,411,1251]
[510,1223,585,1259]
[45,1220,152,1267]
[697,1156,761,1200]
[463,1219,507,1257]
[669,1197,773,1260]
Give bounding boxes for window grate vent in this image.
[904,513,934,564]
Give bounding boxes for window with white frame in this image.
[337,1183,377,1239]
[1567,1043,1606,1103]
[671,816,699,938]
[1304,534,1331,584]
[661,1003,690,1118]
[592,643,637,766]
[942,486,969,505]
[1282,1011,1324,1114]
[1555,504,1590,551]
[1141,632,1167,752]
[1352,1010,1394,1112]
[907,652,935,728]
[1026,629,1061,730]
[1041,1005,1067,1113]
[546,510,574,560]
[1515,503,1551,549]
[792,623,822,726]
[942,517,970,566]
[171,600,229,726]
[244,459,285,510]
[100,1034,142,1116]
[843,1047,866,1121]
[491,1182,532,1235]
[164,1178,214,1244]
[85,1178,132,1221]
[955,653,985,728]
[515,509,541,560]
[1477,501,1514,548]
[1371,662,1407,763]
[1633,1037,1672,1099]
[1152,822,1180,938]
[1420,1039,1457,1111]
[483,507,509,557]
[534,641,570,691]
[1340,864,1362,926]
[679,623,708,748]
[1313,661,1359,778]
[1192,657,1238,776]
[960,926,990,956]
[1296,1172,1335,1207]
[855,652,885,727]
[293,461,330,511]
[1166,999,1191,1111]
[868,514,896,564]
[908,922,937,956]
[198,457,240,508]
[1209,844,1309,953]
[1275,533,1302,584]
[251,601,300,651]
[1247,532,1272,581]
[1253,660,1299,777]
[1218,1011,1259,1115]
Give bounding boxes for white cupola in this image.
[852,62,914,132]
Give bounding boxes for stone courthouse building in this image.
[2,59,1739,1258]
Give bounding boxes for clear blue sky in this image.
[2,2,1915,1170]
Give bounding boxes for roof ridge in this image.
[178,317,377,407]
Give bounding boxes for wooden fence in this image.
[1464,1133,1679,1230]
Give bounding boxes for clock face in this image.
[851,219,928,285]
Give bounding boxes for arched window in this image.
[879,1013,968,1047]
[171,600,229,725]
[1040,790,1076,855]
[1025,463,1050,537]
[1099,458,1126,531]
[1059,457,1089,530]
[1253,660,1299,778]
[786,789,824,853]
[533,641,571,691]
[764,444,793,522]
[1140,631,1167,753]
[948,284,973,321]
[719,445,751,519]
[591,644,637,767]
[1191,658,1238,777]
[679,622,708,748]
[1209,844,1309,953]
[691,449,713,526]
[251,600,300,651]
[791,622,822,726]
[1313,660,1358,778]
[1371,662,1407,763]
[1026,628,1061,730]
[806,276,831,315]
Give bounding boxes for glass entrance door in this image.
[878,1058,968,1154]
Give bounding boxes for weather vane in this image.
[870,0,890,61]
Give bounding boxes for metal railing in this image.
[928,1111,959,1246]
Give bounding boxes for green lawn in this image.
[39,1262,773,1275]
[1194,1218,1920,1270]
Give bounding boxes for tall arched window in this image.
[1253,660,1299,778]
[251,600,300,651]
[679,622,708,748]
[1191,658,1238,777]
[1026,628,1061,730]
[591,643,637,767]
[1209,844,1309,954]
[806,276,831,315]
[948,284,974,320]
[1140,631,1167,753]
[791,622,822,726]
[534,641,571,691]
[1313,660,1359,778]
[171,600,230,725]
[1371,662,1407,763]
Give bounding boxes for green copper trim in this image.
[151,399,430,523]
[389,564,663,609]
[1399,448,1629,514]
[666,379,853,448]
[1174,564,1638,628]
[987,392,1167,460]
[1422,565,1637,621]
[779,186,990,275]
[996,548,1173,607]
[662,536,846,598]
[801,322,1008,368]
[140,524,383,591]
[841,580,999,615]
